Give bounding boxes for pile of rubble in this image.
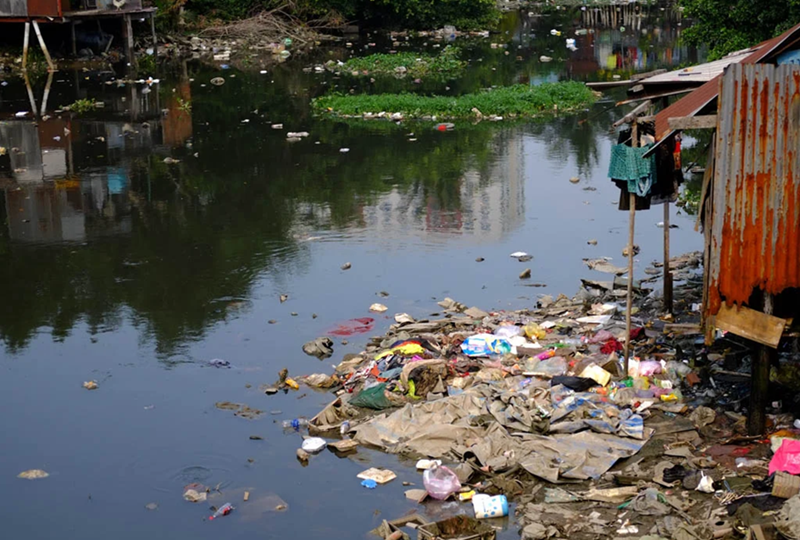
[289,251,800,540]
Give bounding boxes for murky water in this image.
[1,5,702,538]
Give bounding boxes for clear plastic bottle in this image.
[209,503,234,520]
[282,418,309,429]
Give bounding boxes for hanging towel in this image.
[608,143,656,196]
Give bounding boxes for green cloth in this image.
[608,143,656,196]
[350,383,394,410]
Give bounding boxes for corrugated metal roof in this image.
[706,63,800,318]
[653,22,800,143]
[640,49,754,86]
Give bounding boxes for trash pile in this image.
[288,251,800,540]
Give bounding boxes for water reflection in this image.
[0,5,700,354]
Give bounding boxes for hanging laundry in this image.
[608,143,656,196]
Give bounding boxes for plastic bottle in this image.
[423,465,461,500]
[340,420,351,437]
[209,503,234,520]
[282,418,309,429]
[535,349,556,361]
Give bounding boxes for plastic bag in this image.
[350,383,394,410]
[423,465,461,500]
[524,323,546,340]
[769,439,800,475]
[494,325,522,339]
[634,360,662,377]
[529,357,567,377]
[460,334,512,356]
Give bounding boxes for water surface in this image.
[0,5,703,538]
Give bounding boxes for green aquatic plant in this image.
[335,46,465,79]
[312,81,596,120]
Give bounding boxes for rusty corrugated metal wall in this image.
[706,63,800,318]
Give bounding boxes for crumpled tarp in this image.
[353,382,651,482]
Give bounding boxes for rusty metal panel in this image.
[27,0,60,17]
[0,0,27,16]
[706,63,800,318]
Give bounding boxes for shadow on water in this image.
[0,4,701,355]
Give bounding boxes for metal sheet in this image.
[0,0,27,16]
[653,22,800,144]
[706,63,800,318]
[26,0,60,16]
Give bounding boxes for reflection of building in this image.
[0,73,193,243]
[357,131,526,243]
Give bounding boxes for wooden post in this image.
[22,22,30,72]
[123,14,136,68]
[71,21,77,56]
[749,293,775,436]
[150,13,157,58]
[663,202,673,313]
[624,122,638,374]
[32,21,55,72]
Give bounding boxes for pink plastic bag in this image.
[769,438,800,475]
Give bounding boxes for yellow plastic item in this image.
[580,364,612,387]
[285,378,299,390]
[459,490,476,501]
[524,323,546,340]
[375,343,425,360]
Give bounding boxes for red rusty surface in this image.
[26,0,61,17]
[706,63,800,317]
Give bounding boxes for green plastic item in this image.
[283,38,293,47]
[350,383,394,410]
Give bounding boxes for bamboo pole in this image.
[32,21,55,72]
[22,22,30,72]
[663,202,673,313]
[624,121,638,374]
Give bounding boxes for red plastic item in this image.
[769,439,800,475]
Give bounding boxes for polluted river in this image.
[1,5,706,539]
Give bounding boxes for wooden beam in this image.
[616,88,694,106]
[613,100,652,127]
[586,80,633,89]
[630,68,668,81]
[749,294,776,436]
[715,302,787,349]
[669,115,717,130]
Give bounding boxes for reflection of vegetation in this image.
[334,46,465,79]
[66,98,100,114]
[177,96,193,112]
[313,82,596,119]
[678,175,703,215]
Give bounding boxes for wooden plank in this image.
[669,115,717,130]
[629,84,644,93]
[613,100,652,127]
[631,68,668,81]
[586,80,633,89]
[715,302,787,348]
[616,88,694,106]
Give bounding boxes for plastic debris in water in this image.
[209,502,234,520]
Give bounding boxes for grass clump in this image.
[312,81,596,120]
[335,46,465,79]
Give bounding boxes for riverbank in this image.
[295,251,800,539]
